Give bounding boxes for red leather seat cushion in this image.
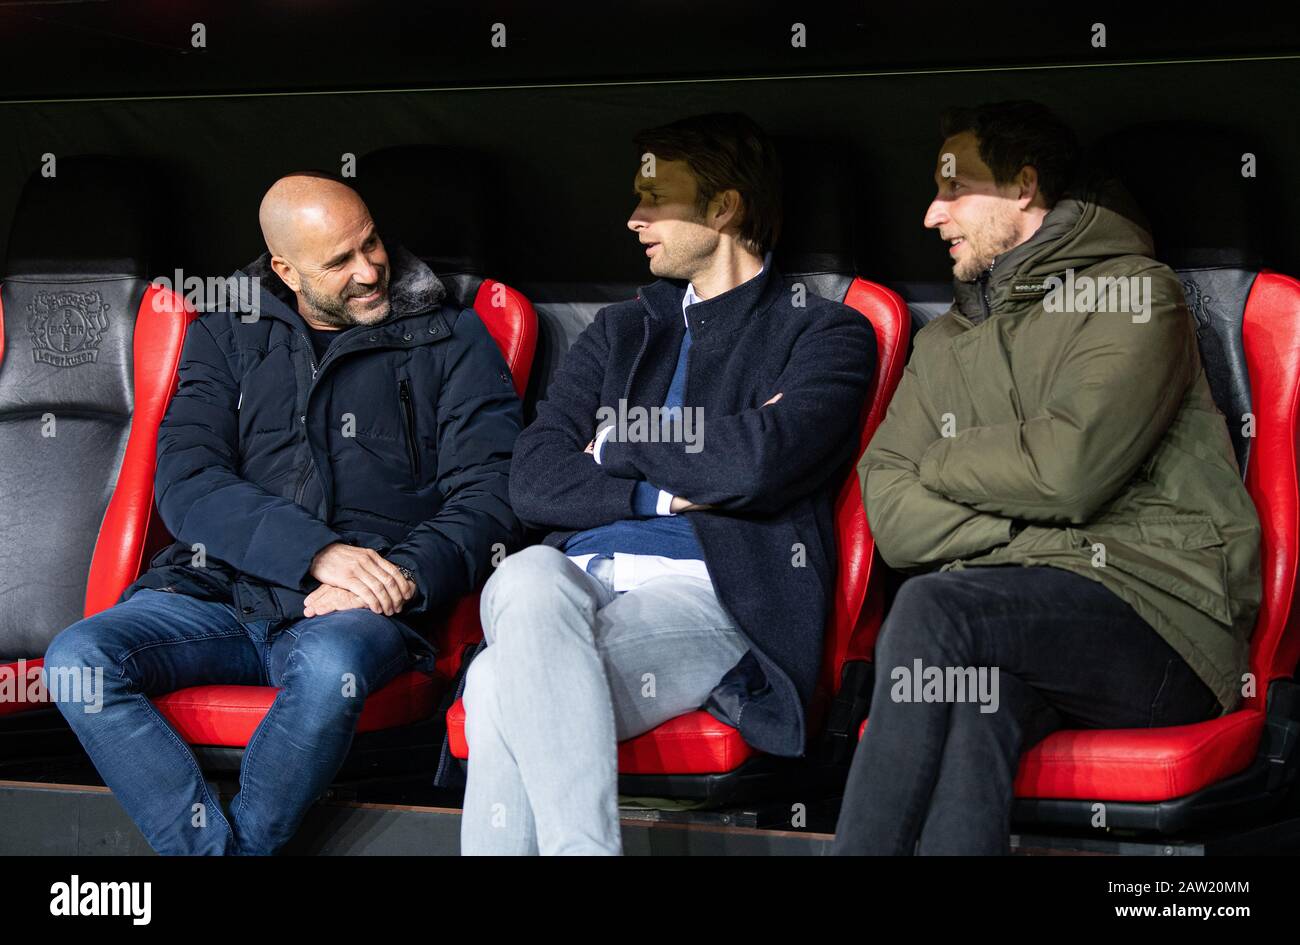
[0,658,48,716]
[446,700,758,775]
[151,670,438,747]
[858,708,1264,802]
[1012,710,1265,801]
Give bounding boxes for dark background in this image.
[0,2,1296,290]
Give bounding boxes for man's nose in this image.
[923,198,948,230]
[351,257,380,285]
[627,210,647,233]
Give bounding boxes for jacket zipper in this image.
[293,328,321,506]
[398,378,421,480]
[287,318,438,507]
[979,264,994,322]
[297,327,320,381]
[293,461,315,505]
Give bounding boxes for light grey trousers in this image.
[460,544,749,855]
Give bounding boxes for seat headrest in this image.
[355,146,497,280]
[1091,122,1270,270]
[1094,121,1266,477]
[771,135,859,278]
[4,155,158,280]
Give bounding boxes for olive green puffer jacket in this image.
[860,176,1261,713]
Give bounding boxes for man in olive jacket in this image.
[833,102,1261,855]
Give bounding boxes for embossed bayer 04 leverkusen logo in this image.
[26,290,111,367]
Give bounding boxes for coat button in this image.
[242,605,254,614]
[299,415,306,425]
[368,334,378,342]
[428,325,438,334]
[403,332,413,341]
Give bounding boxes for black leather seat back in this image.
[0,157,156,658]
[772,135,863,305]
[1095,122,1267,476]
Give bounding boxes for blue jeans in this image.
[460,546,751,855]
[44,588,414,855]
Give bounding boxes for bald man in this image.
[45,172,523,855]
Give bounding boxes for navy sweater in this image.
[507,252,877,758]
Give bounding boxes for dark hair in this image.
[633,113,782,255]
[940,101,1079,206]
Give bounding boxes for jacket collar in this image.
[951,172,1153,325]
[637,250,780,343]
[238,242,448,329]
[952,194,1084,324]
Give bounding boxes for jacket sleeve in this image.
[386,310,524,614]
[508,306,641,531]
[862,351,1016,572]
[917,266,1195,524]
[154,316,342,590]
[598,306,877,516]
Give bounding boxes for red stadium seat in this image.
[0,157,193,725]
[1010,270,1300,830]
[1000,126,1300,834]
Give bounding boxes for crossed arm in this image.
[915,291,1193,523]
[510,304,877,527]
[866,277,1194,570]
[581,391,783,512]
[860,358,1020,572]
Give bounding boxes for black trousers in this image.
[831,565,1222,855]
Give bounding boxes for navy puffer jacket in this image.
[124,246,524,668]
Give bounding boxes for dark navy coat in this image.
[124,246,523,669]
[509,255,877,758]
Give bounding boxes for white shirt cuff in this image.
[656,489,676,516]
[592,424,615,464]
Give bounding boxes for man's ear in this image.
[269,255,300,292]
[710,188,745,233]
[1015,165,1042,210]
